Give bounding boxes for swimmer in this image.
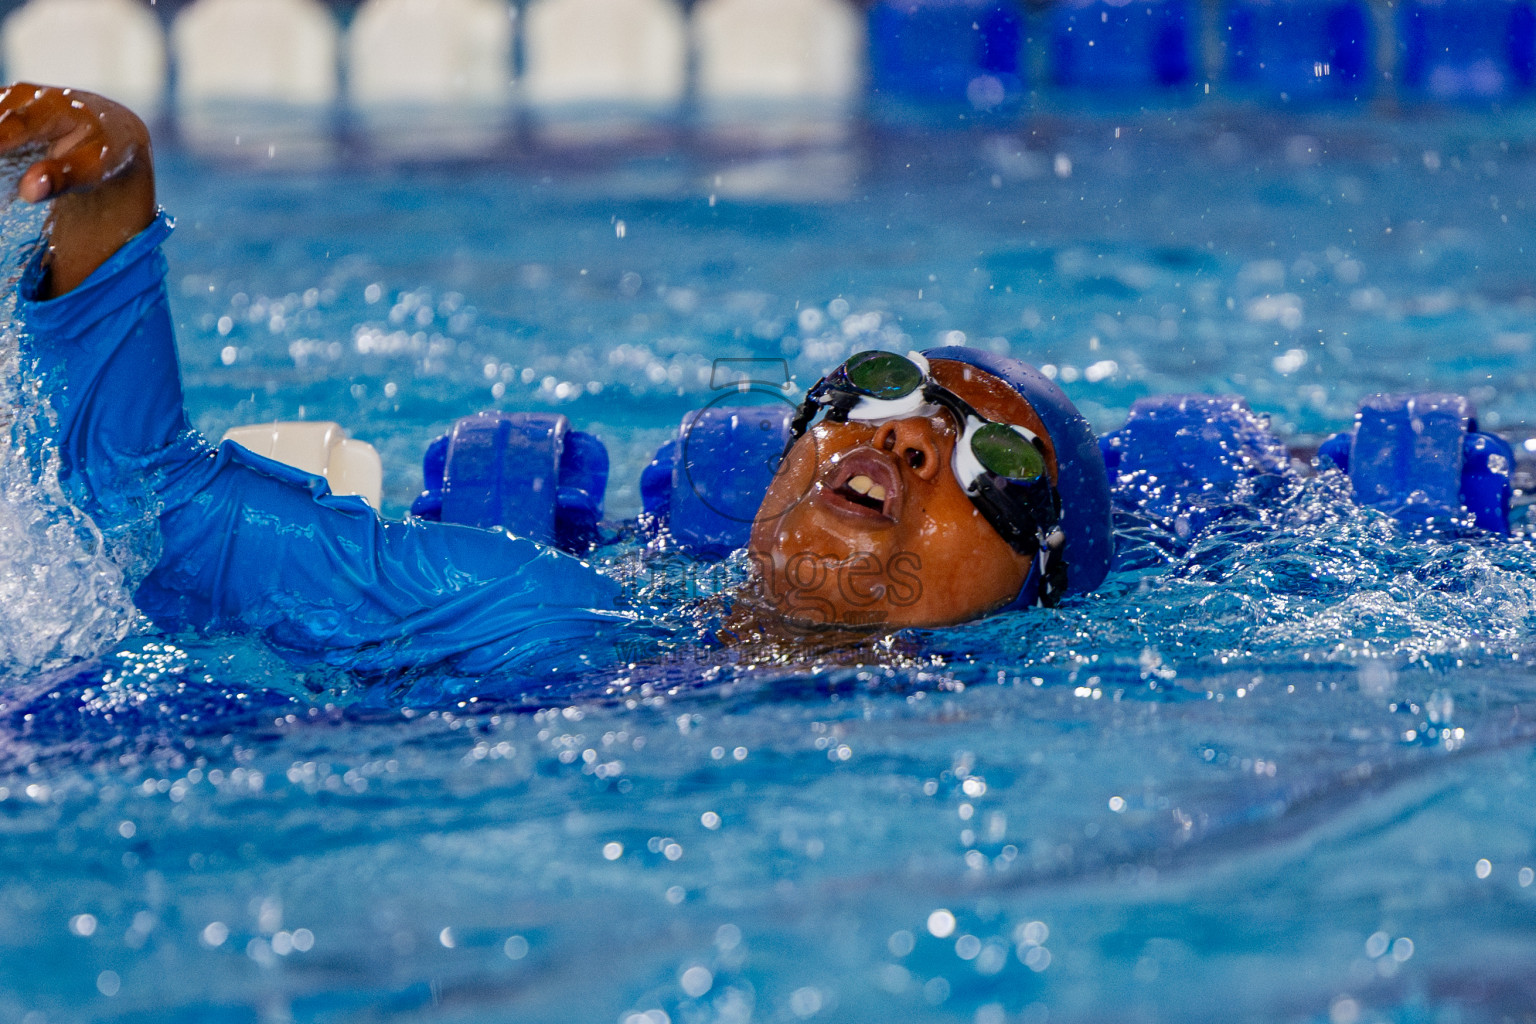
[737,346,1110,632]
[0,83,1112,676]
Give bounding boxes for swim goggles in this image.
[788,350,1064,572]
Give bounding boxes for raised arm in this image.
[0,83,155,297]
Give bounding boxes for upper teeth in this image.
[848,475,887,502]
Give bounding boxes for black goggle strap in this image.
[997,470,1061,529]
[976,474,1068,610]
[784,379,862,464]
[786,385,825,446]
[920,381,983,424]
[967,472,1060,554]
[1003,526,1069,611]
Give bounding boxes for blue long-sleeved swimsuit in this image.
[19,213,637,680]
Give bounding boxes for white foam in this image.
[0,157,144,677]
[172,0,339,106]
[522,0,687,108]
[347,0,514,107]
[1,0,167,115]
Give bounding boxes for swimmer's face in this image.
[747,359,1058,630]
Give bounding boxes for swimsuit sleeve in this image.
[18,213,636,681]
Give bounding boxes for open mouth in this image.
[819,448,902,521]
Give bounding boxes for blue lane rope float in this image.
[641,403,796,560]
[412,411,608,554]
[408,388,1513,609]
[1398,0,1536,101]
[1224,0,1373,102]
[867,0,1026,107]
[1099,393,1292,539]
[1050,0,1196,90]
[1317,393,1514,534]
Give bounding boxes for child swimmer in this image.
[739,346,1110,631]
[0,83,1113,676]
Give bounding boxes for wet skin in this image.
[747,359,1060,630]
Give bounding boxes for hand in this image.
[0,83,156,297]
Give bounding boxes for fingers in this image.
[0,83,140,203]
[18,158,72,203]
[0,83,69,153]
[19,124,109,202]
[16,144,112,204]
[16,162,51,203]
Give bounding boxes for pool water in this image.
[5,108,1536,1023]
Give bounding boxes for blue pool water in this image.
[5,108,1536,1022]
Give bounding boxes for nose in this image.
[873,417,944,480]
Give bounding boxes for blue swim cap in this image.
[924,346,1114,596]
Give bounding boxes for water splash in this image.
[0,154,141,677]
[928,471,1536,691]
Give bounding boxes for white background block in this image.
[348,0,514,106]
[522,0,687,106]
[173,0,338,105]
[695,0,863,102]
[2,0,166,113]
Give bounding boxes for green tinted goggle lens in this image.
[844,351,924,400]
[970,422,1046,481]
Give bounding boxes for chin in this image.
[748,579,1006,632]
[749,533,962,633]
